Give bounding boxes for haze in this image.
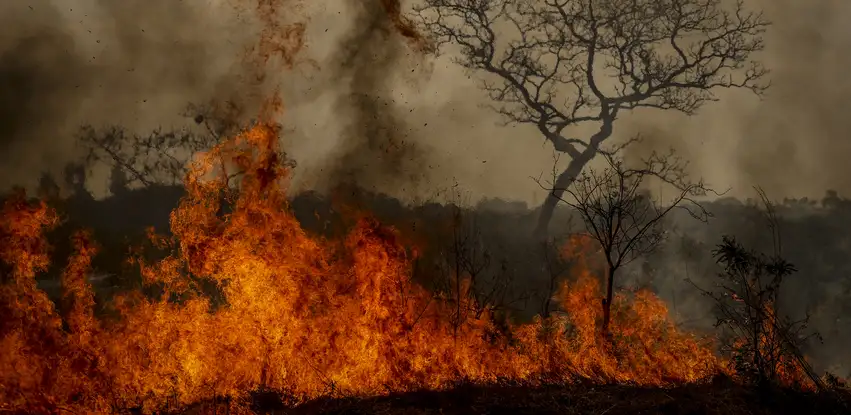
[0,0,848,204]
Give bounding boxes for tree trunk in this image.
[532,151,594,239]
[601,265,616,336]
[532,123,613,239]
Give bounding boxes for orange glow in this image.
[0,1,828,413]
[0,123,730,413]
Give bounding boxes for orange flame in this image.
[0,1,800,412]
[725,304,819,390]
[0,124,729,413]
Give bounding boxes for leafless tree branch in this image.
[75,102,293,193]
[533,150,711,334]
[414,0,769,235]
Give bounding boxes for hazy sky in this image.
[2,0,850,205]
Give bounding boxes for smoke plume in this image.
[0,0,254,193]
[4,1,851,203]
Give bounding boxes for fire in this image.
[0,123,727,413]
[725,304,818,390]
[1,1,812,412]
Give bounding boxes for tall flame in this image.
[4,1,823,413]
[0,123,727,413]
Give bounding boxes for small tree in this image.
[428,187,532,336]
[694,189,826,390]
[414,0,769,237]
[541,150,710,335]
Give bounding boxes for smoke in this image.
[342,0,851,205]
[734,0,851,199]
[595,0,851,202]
[0,3,87,189]
[318,1,422,195]
[4,0,851,204]
[270,1,435,201]
[0,0,254,193]
[0,0,446,199]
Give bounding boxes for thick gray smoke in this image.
[0,0,252,193]
[735,0,851,198]
[4,0,851,203]
[319,0,432,197]
[273,1,440,201]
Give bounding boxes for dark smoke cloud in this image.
[0,0,252,193]
[0,4,89,188]
[315,0,434,197]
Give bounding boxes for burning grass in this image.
[2,1,843,413]
[0,123,737,414]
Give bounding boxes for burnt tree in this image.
[542,151,709,335]
[414,0,769,237]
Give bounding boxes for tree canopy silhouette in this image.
[414,0,770,237]
[541,151,710,335]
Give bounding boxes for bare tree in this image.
[429,187,532,336]
[78,124,207,188]
[76,102,292,191]
[413,0,769,237]
[539,151,710,336]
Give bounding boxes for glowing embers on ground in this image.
[2,124,723,413]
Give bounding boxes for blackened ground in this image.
[174,378,851,415]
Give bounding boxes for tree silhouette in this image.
[693,189,825,390]
[414,0,769,237]
[77,124,216,188]
[76,101,250,189]
[539,151,710,335]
